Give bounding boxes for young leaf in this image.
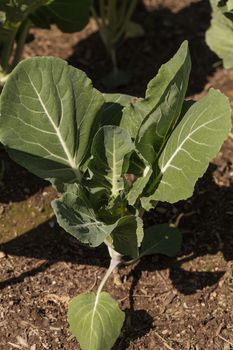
[141,89,231,209]
[68,292,125,350]
[127,163,152,206]
[52,190,118,247]
[111,215,144,258]
[0,57,104,183]
[89,126,134,198]
[206,0,233,68]
[101,93,133,126]
[140,224,182,257]
[120,41,191,139]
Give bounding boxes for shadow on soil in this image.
[2,160,232,276]
[0,148,48,204]
[69,0,217,97]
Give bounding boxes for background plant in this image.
[206,0,233,68]
[0,41,231,350]
[0,0,91,83]
[91,0,144,87]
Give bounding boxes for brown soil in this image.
[1,0,233,349]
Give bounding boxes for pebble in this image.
[0,251,6,259]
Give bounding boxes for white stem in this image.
[95,246,123,299]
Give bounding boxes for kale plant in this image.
[0,0,91,82]
[0,41,231,350]
[206,0,233,68]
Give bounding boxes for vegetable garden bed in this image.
[0,1,233,349]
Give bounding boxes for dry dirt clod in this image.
[0,251,6,258]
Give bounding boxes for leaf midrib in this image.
[111,133,117,197]
[161,114,220,174]
[26,70,80,180]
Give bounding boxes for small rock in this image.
[0,251,6,259]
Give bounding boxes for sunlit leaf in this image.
[68,292,125,350]
[206,0,233,68]
[0,57,104,183]
[120,41,190,140]
[141,89,231,209]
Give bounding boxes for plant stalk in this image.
[95,246,122,298]
[90,5,108,47]
[111,48,118,74]
[11,19,31,71]
[0,32,15,73]
[108,0,117,30]
[99,0,106,25]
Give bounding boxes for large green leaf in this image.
[127,102,195,207]
[45,0,91,33]
[120,41,190,139]
[206,0,233,68]
[140,224,182,257]
[120,41,191,207]
[0,57,104,183]
[0,0,91,41]
[52,189,118,247]
[141,89,231,209]
[89,126,134,198]
[136,44,191,165]
[68,292,125,350]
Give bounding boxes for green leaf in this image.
[101,93,133,126]
[120,41,190,139]
[128,99,195,206]
[206,0,233,68]
[68,292,125,350]
[45,0,91,33]
[140,224,182,257]
[0,0,91,41]
[52,190,118,247]
[0,0,51,32]
[0,57,104,183]
[227,0,233,11]
[126,100,193,207]
[111,215,144,258]
[127,162,152,206]
[89,126,134,198]
[141,89,231,209]
[136,43,191,165]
